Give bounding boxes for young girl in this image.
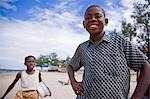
[1,55,51,99]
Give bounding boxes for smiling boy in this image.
[67,5,150,99]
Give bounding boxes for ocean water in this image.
[0,69,22,73]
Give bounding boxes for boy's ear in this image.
[105,18,108,25]
[83,21,86,28]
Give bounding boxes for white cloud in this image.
[0,0,144,69]
[121,0,144,23]
[105,8,123,32]
[104,0,143,32]
[34,0,40,3]
[0,1,88,69]
[0,18,88,69]
[28,6,82,28]
[105,0,113,7]
[0,0,17,11]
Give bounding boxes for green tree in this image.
[48,52,60,66]
[65,56,71,64]
[121,20,136,41]
[37,53,71,68]
[37,55,50,69]
[37,52,61,68]
[60,56,71,68]
[131,0,150,58]
[131,0,150,96]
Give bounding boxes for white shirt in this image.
[21,70,39,91]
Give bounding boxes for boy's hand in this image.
[71,81,84,96]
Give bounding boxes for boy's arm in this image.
[67,65,84,96]
[1,72,21,99]
[67,65,76,84]
[131,61,150,99]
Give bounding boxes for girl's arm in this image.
[39,72,42,82]
[1,72,21,99]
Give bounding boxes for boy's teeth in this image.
[90,25,97,28]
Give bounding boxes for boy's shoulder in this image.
[109,32,129,42]
[80,40,90,46]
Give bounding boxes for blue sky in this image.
[0,0,142,69]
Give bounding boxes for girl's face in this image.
[25,57,36,71]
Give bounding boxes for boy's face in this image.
[25,57,36,71]
[83,7,108,35]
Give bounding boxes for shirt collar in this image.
[88,32,111,46]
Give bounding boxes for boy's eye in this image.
[85,16,91,20]
[95,15,101,18]
[85,15,102,20]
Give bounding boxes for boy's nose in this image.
[90,17,97,22]
[91,16,96,20]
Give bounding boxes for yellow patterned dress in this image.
[14,90,39,99]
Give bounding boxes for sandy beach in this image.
[0,71,137,99]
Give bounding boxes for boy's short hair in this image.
[85,4,106,17]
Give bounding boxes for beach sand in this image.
[0,71,137,99]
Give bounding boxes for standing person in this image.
[1,55,51,99]
[67,4,150,99]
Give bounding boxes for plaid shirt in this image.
[69,32,148,99]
